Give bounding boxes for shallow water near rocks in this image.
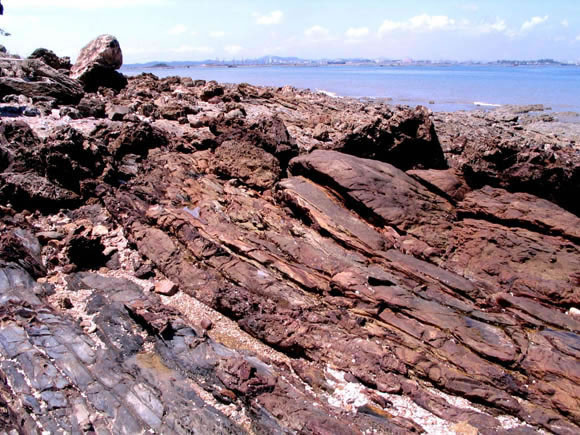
[123,64,580,112]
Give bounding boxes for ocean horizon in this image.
[122,63,580,113]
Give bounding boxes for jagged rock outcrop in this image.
[435,110,580,215]
[0,69,579,434]
[71,34,126,92]
[28,48,72,71]
[0,58,83,104]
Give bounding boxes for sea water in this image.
[122,64,580,113]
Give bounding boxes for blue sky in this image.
[2,0,579,63]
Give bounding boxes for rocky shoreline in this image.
[0,36,579,434]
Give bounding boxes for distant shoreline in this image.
[121,63,580,114]
[123,62,580,70]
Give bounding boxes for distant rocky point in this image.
[0,35,579,434]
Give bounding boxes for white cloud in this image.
[475,18,507,34]
[171,45,213,54]
[410,14,456,30]
[305,25,330,39]
[561,19,569,28]
[377,15,523,38]
[255,11,283,25]
[168,24,187,35]
[224,45,243,55]
[345,27,369,39]
[521,16,548,32]
[14,0,170,8]
[379,14,456,35]
[577,35,580,41]
[209,31,225,38]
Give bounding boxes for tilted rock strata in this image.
[0,58,84,104]
[0,69,578,434]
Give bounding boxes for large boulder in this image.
[71,35,127,92]
[0,58,84,104]
[337,105,446,170]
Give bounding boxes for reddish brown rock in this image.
[1,70,579,435]
[70,35,126,91]
[435,110,580,215]
[329,105,445,170]
[211,140,281,189]
[154,279,178,296]
[278,176,393,253]
[459,185,580,243]
[289,149,455,251]
[408,168,471,201]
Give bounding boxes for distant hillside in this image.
[123,56,577,68]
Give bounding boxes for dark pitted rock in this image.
[28,48,72,71]
[77,96,106,118]
[156,101,195,121]
[0,229,46,278]
[94,121,168,158]
[70,35,127,92]
[0,120,43,173]
[435,109,580,215]
[0,172,80,210]
[335,105,446,170]
[199,81,224,102]
[211,140,281,189]
[0,58,83,104]
[207,113,298,169]
[250,114,298,168]
[42,126,105,192]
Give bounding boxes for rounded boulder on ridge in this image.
[71,35,127,92]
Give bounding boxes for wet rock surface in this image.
[0,62,579,434]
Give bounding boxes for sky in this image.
[1,0,580,63]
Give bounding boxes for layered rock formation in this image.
[0,58,83,104]
[0,44,579,434]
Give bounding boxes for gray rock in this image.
[22,107,40,117]
[108,105,131,121]
[41,391,68,410]
[0,58,84,104]
[28,48,72,71]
